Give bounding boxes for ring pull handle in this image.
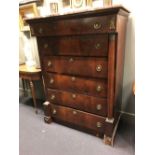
[73,110,77,115]
[96,122,102,128]
[94,22,102,30]
[47,61,52,67]
[71,76,76,82]
[96,104,102,110]
[50,78,54,84]
[96,65,102,72]
[69,58,74,62]
[95,43,101,49]
[96,85,102,92]
[72,94,76,99]
[53,109,57,115]
[51,95,55,100]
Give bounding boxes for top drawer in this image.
[30,15,116,36]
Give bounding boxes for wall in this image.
[117,0,135,115]
[122,14,135,114]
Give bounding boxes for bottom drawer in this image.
[51,104,105,132]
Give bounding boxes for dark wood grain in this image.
[45,73,107,98]
[43,56,108,78]
[37,34,108,56]
[47,89,107,116]
[51,104,106,132]
[28,15,116,36]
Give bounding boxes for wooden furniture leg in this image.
[29,80,38,114]
[43,101,52,123]
[21,79,26,96]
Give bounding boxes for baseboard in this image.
[120,111,135,126]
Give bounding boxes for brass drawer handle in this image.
[44,43,48,48]
[96,85,102,92]
[96,65,102,72]
[47,61,52,67]
[53,109,57,115]
[96,104,102,110]
[51,94,55,100]
[69,57,74,62]
[50,78,54,84]
[39,28,43,34]
[71,76,76,82]
[94,22,101,30]
[96,122,102,128]
[73,110,77,115]
[72,94,76,99]
[95,43,101,49]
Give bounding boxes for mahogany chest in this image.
[26,6,129,145]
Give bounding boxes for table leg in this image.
[29,80,38,114]
[41,75,46,98]
[21,79,26,97]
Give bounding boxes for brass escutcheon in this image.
[96,122,102,128]
[72,94,76,99]
[73,110,77,115]
[95,43,101,49]
[71,76,76,82]
[96,65,102,72]
[94,22,101,30]
[47,61,52,66]
[96,104,102,110]
[53,109,57,114]
[96,85,102,92]
[50,78,54,84]
[51,95,55,100]
[69,57,74,62]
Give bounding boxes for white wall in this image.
[117,0,135,114]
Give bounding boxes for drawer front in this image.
[30,15,116,36]
[47,89,107,116]
[43,56,108,78]
[37,35,108,57]
[51,104,105,132]
[45,73,107,98]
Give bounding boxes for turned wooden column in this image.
[19,64,43,114]
[29,80,38,113]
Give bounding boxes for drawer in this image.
[30,15,116,36]
[45,73,107,98]
[47,89,107,116]
[43,56,108,78]
[37,34,108,57]
[51,104,106,132]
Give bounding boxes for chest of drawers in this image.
[26,6,129,145]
